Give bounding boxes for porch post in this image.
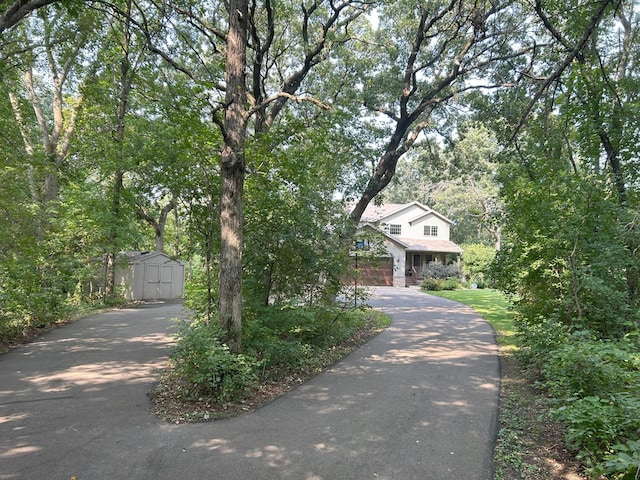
[393,255,406,287]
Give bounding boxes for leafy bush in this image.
[171,320,259,402]
[169,304,391,404]
[519,327,640,477]
[243,305,386,375]
[514,316,570,373]
[421,261,461,280]
[460,243,496,287]
[420,278,460,291]
[601,440,640,479]
[553,393,640,473]
[540,336,638,398]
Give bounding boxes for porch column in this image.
[393,255,406,287]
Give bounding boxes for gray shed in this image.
[115,251,185,300]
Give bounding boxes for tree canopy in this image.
[3,1,640,474]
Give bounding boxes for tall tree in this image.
[347,0,533,224]
[137,0,371,351]
[218,0,249,351]
[103,0,146,296]
[490,0,640,335]
[6,6,96,206]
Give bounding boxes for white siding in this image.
[380,207,452,241]
[410,214,451,240]
[385,241,407,287]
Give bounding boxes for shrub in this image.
[514,315,570,373]
[527,331,640,477]
[420,278,460,291]
[421,261,461,280]
[242,305,385,375]
[601,440,640,479]
[553,393,640,472]
[171,320,259,402]
[460,243,496,287]
[540,336,638,398]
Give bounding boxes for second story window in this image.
[424,225,438,236]
[389,224,402,235]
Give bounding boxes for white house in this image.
[355,201,463,287]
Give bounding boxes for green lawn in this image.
[426,289,517,349]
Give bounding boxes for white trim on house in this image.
[353,201,463,287]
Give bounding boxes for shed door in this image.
[143,264,174,299]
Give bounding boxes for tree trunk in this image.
[137,199,176,253]
[106,0,133,297]
[105,169,124,297]
[218,0,248,353]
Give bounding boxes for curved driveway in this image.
[0,287,498,480]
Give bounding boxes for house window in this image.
[355,239,369,250]
[424,225,438,236]
[389,224,401,235]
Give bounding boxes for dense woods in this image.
[2,1,640,477]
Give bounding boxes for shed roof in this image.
[116,251,184,264]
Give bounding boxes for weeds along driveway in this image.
[0,288,499,480]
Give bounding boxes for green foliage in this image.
[171,320,259,402]
[514,317,571,372]
[601,441,640,480]
[518,327,640,476]
[460,243,496,287]
[540,337,639,398]
[243,305,388,375]
[419,261,461,291]
[554,393,640,474]
[169,305,390,403]
[493,153,637,338]
[242,117,355,307]
[419,278,460,291]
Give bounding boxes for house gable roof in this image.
[356,225,463,253]
[356,224,411,248]
[360,201,453,225]
[396,237,463,254]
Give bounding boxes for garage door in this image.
[356,257,393,286]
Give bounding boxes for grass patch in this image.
[426,289,517,349]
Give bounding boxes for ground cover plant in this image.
[153,302,391,422]
[518,323,640,479]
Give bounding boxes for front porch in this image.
[405,252,460,286]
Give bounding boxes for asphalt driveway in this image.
[0,287,499,480]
